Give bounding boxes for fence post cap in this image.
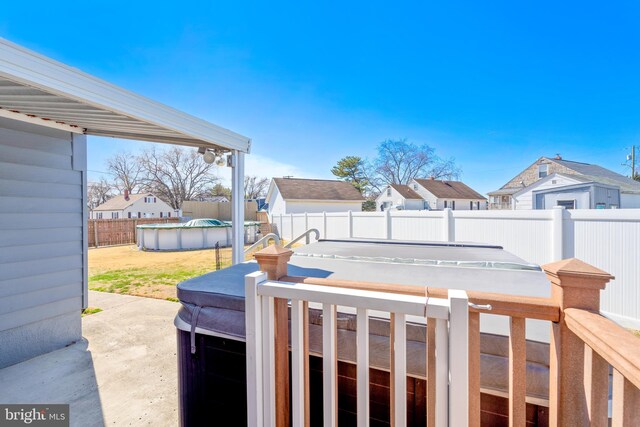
[543,258,614,287]
[254,245,293,280]
[254,244,293,258]
[544,258,614,312]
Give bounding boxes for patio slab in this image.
[0,291,179,426]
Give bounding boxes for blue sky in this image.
[2,1,639,194]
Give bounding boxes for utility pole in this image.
[625,145,636,179]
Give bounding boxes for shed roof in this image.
[271,178,365,201]
[0,38,250,152]
[414,179,486,200]
[389,184,422,199]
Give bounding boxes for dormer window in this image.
[386,187,391,196]
[538,164,548,178]
[413,184,418,190]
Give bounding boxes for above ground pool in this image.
[136,218,260,251]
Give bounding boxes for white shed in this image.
[266,177,365,215]
[0,38,250,367]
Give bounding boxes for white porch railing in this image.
[245,271,469,427]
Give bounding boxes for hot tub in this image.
[136,218,260,251]
[175,239,552,426]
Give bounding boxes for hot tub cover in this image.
[176,239,553,401]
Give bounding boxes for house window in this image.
[423,201,429,210]
[128,212,131,219]
[470,201,473,210]
[96,212,103,219]
[112,212,119,219]
[160,212,163,218]
[168,212,171,218]
[153,197,157,203]
[476,201,480,210]
[538,164,548,178]
[386,187,391,196]
[444,200,447,208]
[138,212,141,218]
[413,184,418,190]
[557,200,575,209]
[451,201,456,210]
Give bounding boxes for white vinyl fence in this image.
[272,208,640,328]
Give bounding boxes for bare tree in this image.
[107,151,144,193]
[373,138,460,185]
[87,177,113,212]
[137,146,219,210]
[244,176,270,199]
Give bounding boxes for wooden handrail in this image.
[564,308,640,390]
[280,275,561,322]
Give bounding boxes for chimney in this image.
[124,189,130,201]
[429,176,436,180]
[554,154,562,160]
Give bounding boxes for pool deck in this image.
[0,291,179,427]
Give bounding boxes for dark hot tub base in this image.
[177,330,548,427]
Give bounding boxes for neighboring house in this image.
[192,195,229,203]
[410,178,487,210]
[376,184,425,211]
[512,173,623,210]
[489,156,640,209]
[90,191,175,219]
[377,178,487,211]
[266,177,365,215]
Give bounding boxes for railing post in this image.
[254,245,294,427]
[543,258,614,427]
[245,271,268,427]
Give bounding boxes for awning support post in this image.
[231,150,245,264]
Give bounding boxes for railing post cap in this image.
[543,258,614,289]
[253,244,293,259]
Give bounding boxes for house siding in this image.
[0,117,84,368]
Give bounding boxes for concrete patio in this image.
[0,291,179,426]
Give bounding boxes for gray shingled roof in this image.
[553,159,640,194]
[272,178,365,201]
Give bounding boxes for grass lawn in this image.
[89,245,235,301]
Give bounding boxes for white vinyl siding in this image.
[0,117,84,367]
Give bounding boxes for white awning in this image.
[0,38,251,152]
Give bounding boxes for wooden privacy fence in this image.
[246,246,640,427]
[88,218,179,247]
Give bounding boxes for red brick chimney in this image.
[124,189,130,201]
[554,154,562,160]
